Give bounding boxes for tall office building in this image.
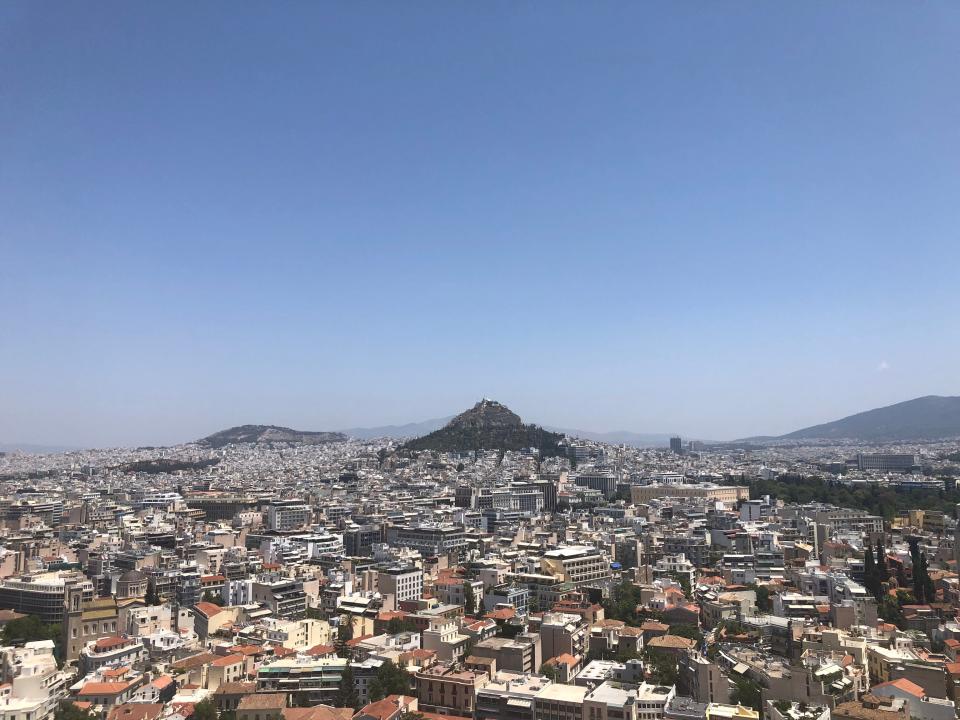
[670,437,683,454]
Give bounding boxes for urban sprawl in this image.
[1,425,959,720]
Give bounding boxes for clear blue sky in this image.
[2,3,959,448]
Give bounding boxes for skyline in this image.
[3,3,960,447]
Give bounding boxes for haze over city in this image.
[2,3,958,448]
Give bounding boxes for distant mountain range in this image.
[399,399,565,456]
[340,417,452,440]
[197,424,347,448]
[772,395,960,442]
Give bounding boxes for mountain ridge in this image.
[750,395,960,442]
[198,424,347,448]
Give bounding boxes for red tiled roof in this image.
[211,653,244,667]
[78,681,130,696]
[872,678,925,698]
[194,602,223,617]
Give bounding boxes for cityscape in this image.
[2,397,960,720]
[3,6,959,720]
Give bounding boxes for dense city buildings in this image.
[2,407,960,720]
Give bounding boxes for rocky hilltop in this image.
[400,399,564,456]
[198,424,346,448]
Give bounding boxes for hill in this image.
[198,424,346,448]
[780,395,960,442]
[400,399,565,456]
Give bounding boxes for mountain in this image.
[198,424,346,448]
[341,416,452,440]
[400,399,565,455]
[779,395,960,442]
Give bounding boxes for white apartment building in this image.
[378,566,424,604]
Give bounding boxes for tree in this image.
[863,544,879,599]
[192,698,218,720]
[201,590,224,607]
[335,665,360,709]
[145,584,161,606]
[55,702,91,720]
[386,618,417,635]
[463,582,476,617]
[668,624,702,642]
[539,663,560,682]
[670,573,692,599]
[643,649,679,686]
[876,540,890,584]
[336,616,354,658]
[1,615,63,664]
[921,552,936,604]
[731,676,762,711]
[368,660,412,702]
[878,594,904,629]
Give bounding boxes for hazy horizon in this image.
[3,4,959,448]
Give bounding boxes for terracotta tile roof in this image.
[282,707,352,720]
[151,675,174,690]
[172,652,218,671]
[356,695,417,720]
[346,634,374,647]
[95,636,130,651]
[214,682,257,695]
[872,678,925,698]
[238,693,288,711]
[194,602,223,618]
[548,653,578,668]
[78,681,131,696]
[305,643,336,657]
[107,704,164,720]
[646,634,696,650]
[211,653,244,667]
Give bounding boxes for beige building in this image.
[415,663,488,717]
[541,547,610,587]
[630,484,749,507]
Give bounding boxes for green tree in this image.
[539,663,560,682]
[201,590,224,607]
[145,584,161,606]
[643,649,679,686]
[876,540,890,584]
[878,594,904,628]
[1,615,63,664]
[463,582,476,616]
[921,552,936,603]
[863,544,879,599]
[369,660,412,702]
[335,665,360,709]
[670,573,692,599]
[336,616,354,658]
[192,698,218,720]
[731,677,762,711]
[386,618,417,635]
[668,624,702,642]
[55,702,91,720]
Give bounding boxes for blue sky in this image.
[2,2,959,447]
